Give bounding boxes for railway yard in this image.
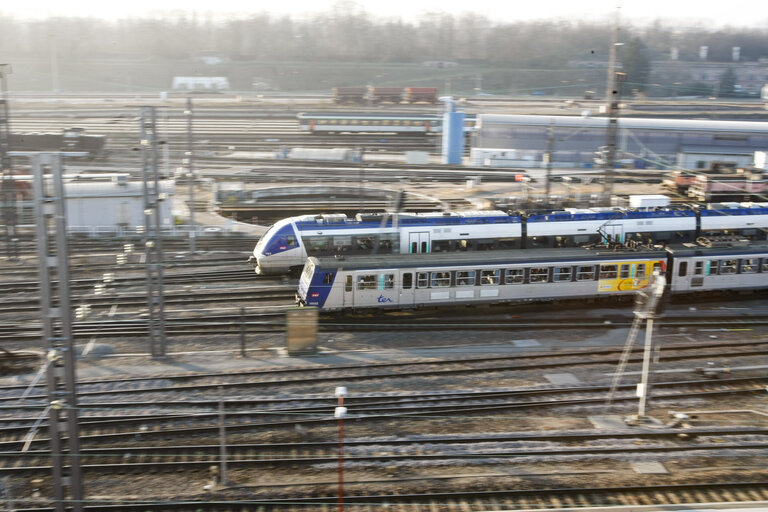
[0,94,767,511]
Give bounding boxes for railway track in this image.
[1,371,765,447]
[3,428,766,475]
[2,306,768,341]
[6,479,768,511]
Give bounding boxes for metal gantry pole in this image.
[185,97,196,253]
[544,121,554,201]
[31,152,84,512]
[140,107,167,358]
[0,64,18,261]
[602,6,622,206]
[602,72,625,205]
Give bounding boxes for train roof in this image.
[308,246,666,272]
[666,241,768,257]
[309,241,768,272]
[286,203,768,230]
[476,114,768,134]
[293,210,520,229]
[298,111,477,122]
[298,112,441,120]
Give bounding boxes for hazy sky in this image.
[9,0,766,28]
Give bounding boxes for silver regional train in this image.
[249,203,768,275]
[297,240,768,311]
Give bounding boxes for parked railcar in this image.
[404,87,439,104]
[297,112,442,135]
[248,203,768,275]
[369,87,404,104]
[332,87,368,104]
[10,128,106,158]
[297,240,768,311]
[688,170,766,202]
[662,164,738,194]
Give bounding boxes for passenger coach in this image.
[250,204,768,276]
[298,247,666,310]
[297,241,768,311]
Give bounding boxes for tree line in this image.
[1,9,765,66]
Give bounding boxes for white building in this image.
[171,76,230,91]
[64,176,175,234]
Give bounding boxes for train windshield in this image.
[255,222,299,255]
[261,223,299,255]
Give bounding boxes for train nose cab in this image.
[249,219,305,275]
[297,257,335,307]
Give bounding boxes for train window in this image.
[323,273,334,285]
[357,274,376,290]
[694,261,703,275]
[529,267,549,283]
[652,262,662,275]
[432,240,450,252]
[620,264,630,279]
[553,266,572,282]
[577,265,596,281]
[456,270,475,286]
[417,272,429,288]
[505,268,524,284]
[403,273,413,289]
[678,262,688,277]
[740,258,757,273]
[355,236,376,251]
[705,260,718,275]
[720,259,737,274]
[306,236,331,252]
[481,269,500,285]
[762,259,768,272]
[636,264,647,278]
[379,273,395,290]
[430,271,451,288]
[334,236,352,249]
[599,264,618,279]
[345,275,353,292]
[377,234,397,251]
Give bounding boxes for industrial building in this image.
[8,174,175,235]
[471,115,768,170]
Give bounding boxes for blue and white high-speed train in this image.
[248,203,768,275]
